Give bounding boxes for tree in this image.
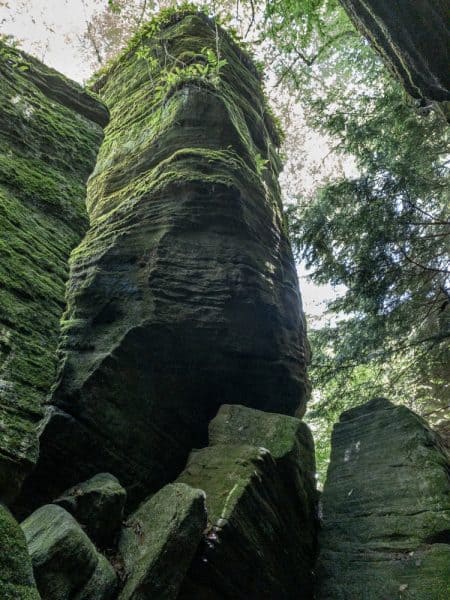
[264,1,449,469]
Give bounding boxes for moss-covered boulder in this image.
[118,483,207,599]
[0,41,107,503]
[317,398,450,599]
[22,504,117,600]
[54,473,126,548]
[0,502,40,599]
[29,10,309,506]
[176,405,317,598]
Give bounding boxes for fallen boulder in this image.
[22,504,117,600]
[0,502,40,599]
[176,405,317,599]
[54,473,126,548]
[118,483,206,599]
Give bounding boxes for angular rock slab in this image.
[118,483,207,599]
[177,405,317,599]
[22,504,117,600]
[0,39,107,503]
[29,11,309,507]
[54,472,126,548]
[0,502,40,599]
[210,403,317,557]
[317,398,450,600]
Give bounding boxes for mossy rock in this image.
[0,39,107,504]
[25,9,308,511]
[176,405,317,598]
[317,398,450,599]
[118,482,207,599]
[0,502,39,599]
[22,504,117,600]
[54,472,126,548]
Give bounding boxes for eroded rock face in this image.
[339,1,450,107]
[22,504,117,600]
[28,12,309,507]
[118,483,207,599]
[317,398,450,600]
[0,41,107,503]
[0,503,39,599]
[177,404,317,599]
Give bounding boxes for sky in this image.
[1,0,346,322]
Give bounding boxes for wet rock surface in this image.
[0,40,107,503]
[118,483,207,600]
[27,12,309,508]
[22,504,117,600]
[317,398,450,599]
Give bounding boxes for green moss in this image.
[0,39,104,479]
[0,503,39,599]
[85,11,284,234]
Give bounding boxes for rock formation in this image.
[176,404,317,598]
[339,0,450,113]
[23,10,309,509]
[22,504,117,599]
[3,9,449,600]
[0,502,39,599]
[54,473,126,548]
[0,40,108,503]
[317,398,450,599]
[117,483,207,599]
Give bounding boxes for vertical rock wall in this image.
[317,398,450,599]
[26,11,310,508]
[339,0,450,108]
[0,41,108,503]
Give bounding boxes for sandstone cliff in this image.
[22,11,310,509]
[0,41,108,504]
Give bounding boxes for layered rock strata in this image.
[0,41,107,503]
[317,398,450,599]
[177,404,317,598]
[339,1,450,110]
[27,11,309,507]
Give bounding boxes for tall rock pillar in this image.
[24,11,309,508]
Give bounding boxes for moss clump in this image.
[0,39,106,498]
